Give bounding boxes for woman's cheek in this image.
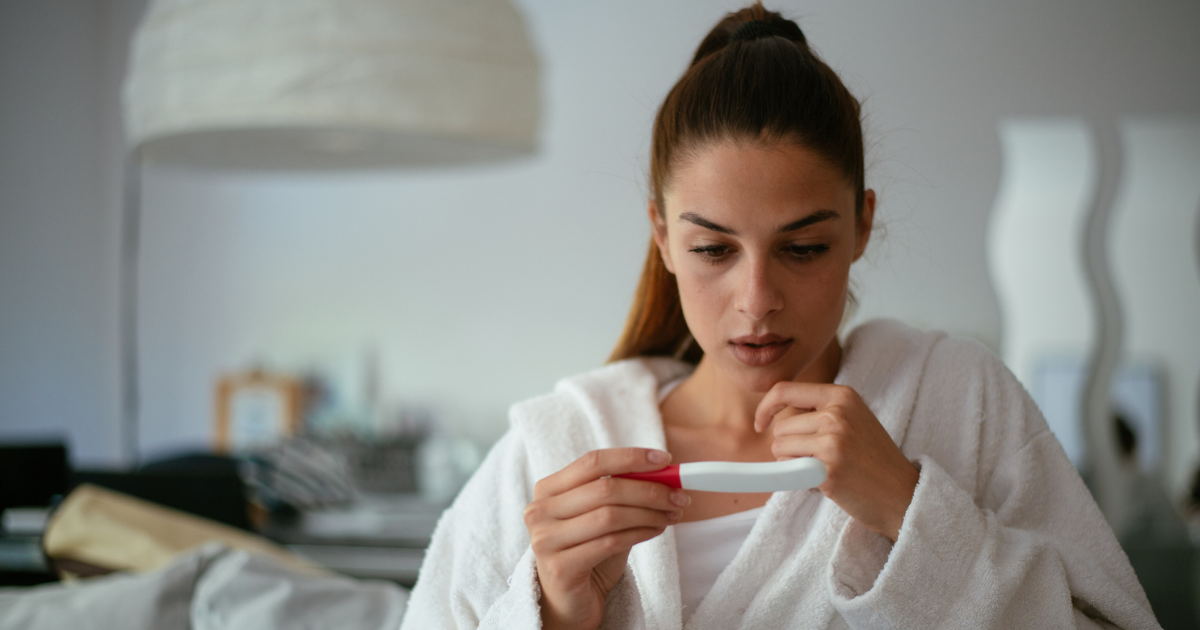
[797,258,849,298]
[677,269,730,347]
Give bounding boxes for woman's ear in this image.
[649,201,676,274]
[853,189,876,262]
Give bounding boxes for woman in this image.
[400,4,1158,629]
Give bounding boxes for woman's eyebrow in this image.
[677,209,840,236]
[679,212,736,235]
[776,210,839,233]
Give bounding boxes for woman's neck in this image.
[667,336,843,435]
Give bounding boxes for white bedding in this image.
[0,543,408,630]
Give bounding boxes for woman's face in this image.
[653,140,874,392]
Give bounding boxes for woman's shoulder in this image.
[510,356,693,418]
[851,319,1049,461]
[503,356,693,474]
[845,318,1004,378]
[843,317,1033,428]
[563,356,695,391]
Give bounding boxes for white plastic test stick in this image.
[615,457,827,493]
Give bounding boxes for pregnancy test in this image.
[614,457,826,492]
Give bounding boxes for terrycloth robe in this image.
[400,319,1159,629]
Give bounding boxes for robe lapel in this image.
[682,489,845,630]
[623,361,687,630]
[564,358,691,630]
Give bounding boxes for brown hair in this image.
[608,3,865,365]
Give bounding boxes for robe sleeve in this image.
[826,337,1160,630]
[400,429,545,629]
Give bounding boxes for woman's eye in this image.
[784,244,829,261]
[688,245,731,262]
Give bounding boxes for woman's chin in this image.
[723,360,803,393]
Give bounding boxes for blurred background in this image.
[1,0,1198,623]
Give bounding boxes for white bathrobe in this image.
[400,319,1159,629]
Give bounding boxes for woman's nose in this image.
[734,257,783,321]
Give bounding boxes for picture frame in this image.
[213,371,304,453]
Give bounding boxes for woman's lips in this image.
[728,335,794,367]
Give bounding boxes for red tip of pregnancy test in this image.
[613,465,682,489]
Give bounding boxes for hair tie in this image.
[730,19,805,45]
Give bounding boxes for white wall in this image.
[0,1,118,465]
[2,1,1199,475]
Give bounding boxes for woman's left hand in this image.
[754,383,918,542]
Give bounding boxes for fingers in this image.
[770,432,836,462]
[539,526,666,584]
[754,382,859,433]
[770,405,859,442]
[524,449,687,573]
[541,476,689,521]
[769,409,825,438]
[525,475,689,554]
[526,450,684,624]
[534,448,671,500]
[531,505,680,554]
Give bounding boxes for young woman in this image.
[401,5,1158,629]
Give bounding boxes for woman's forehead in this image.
[663,141,855,224]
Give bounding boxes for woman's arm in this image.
[829,442,1156,629]
[825,338,1159,630]
[755,382,920,542]
[525,448,686,630]
[400,433,684,630]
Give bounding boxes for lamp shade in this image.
[122,0,540,169]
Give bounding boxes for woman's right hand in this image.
[524,448,690,630]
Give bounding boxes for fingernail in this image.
[667,510,682,521]
[670,490,690,507]
[648,450,670,464]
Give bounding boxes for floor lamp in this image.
[118,0,540,465]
